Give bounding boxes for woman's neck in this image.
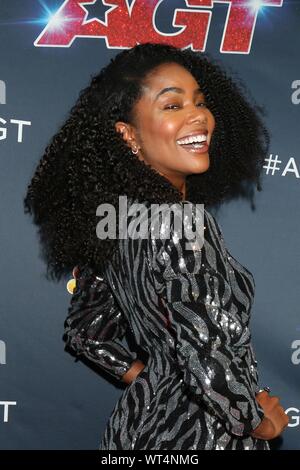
[157,170,186,200]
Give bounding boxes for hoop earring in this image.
[131,146,139,155]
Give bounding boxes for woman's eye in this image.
[164,104,180,110]
[164,102,207,110]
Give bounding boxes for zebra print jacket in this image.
[64,200,265,440]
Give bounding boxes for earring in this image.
[131,146,140,155]
[66,266,79,294]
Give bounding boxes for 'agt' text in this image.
[35,0,283,54]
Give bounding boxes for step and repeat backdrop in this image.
[0,0,299,450]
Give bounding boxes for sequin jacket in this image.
[65,201,268,450]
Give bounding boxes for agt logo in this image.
[0,80,31,143]
[35,0,283,53]
[0,340,17,424]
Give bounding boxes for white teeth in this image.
[176,134,207,145]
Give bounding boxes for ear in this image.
[115,121,137,149]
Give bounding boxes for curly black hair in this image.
[24,42,270,282]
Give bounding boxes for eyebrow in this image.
[154,86,203,101]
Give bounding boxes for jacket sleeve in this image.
[148,203,265,437]
[64,265,137,381]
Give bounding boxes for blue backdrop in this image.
[0,0,299,450]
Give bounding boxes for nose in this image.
[186,107,208,126]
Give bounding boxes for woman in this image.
[24,43,289,450]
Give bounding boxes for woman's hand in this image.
[250,390,290,440]
[121,360,145,384]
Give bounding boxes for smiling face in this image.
[115,62,215,194]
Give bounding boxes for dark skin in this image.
[115,62,215,200]
[116,63,289,440]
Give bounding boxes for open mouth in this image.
[178,142,207,149]
[176,134,209,153]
